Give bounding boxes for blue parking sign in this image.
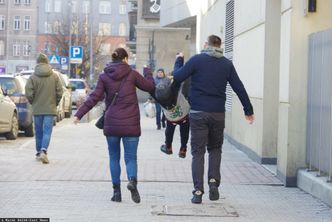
[60,57,69,65]
[70,46,83,64]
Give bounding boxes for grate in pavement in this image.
[151,203,239,217]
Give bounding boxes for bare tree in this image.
[46,10,110,82]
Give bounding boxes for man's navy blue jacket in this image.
[173,54,253,115]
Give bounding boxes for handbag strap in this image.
[107,73,129,109]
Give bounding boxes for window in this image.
[53,21,61,33]
[13,16,20,30]
[224,0,234,111]
[99,1,111,14]
[0,16,5,30]
[54,0,61,13]
[0,40,5,56]
[45,0,52,12]
[24,0,31,5]
[14,0,21,5]
[100,43,111,55]
[71,1,77,13]
[13,40,20,56]
[45,22,52,33]
[118,23,126,36]
[98,23,111,36]
[71,21,78,34]
[22,41,30,56]
[24,16,31,30]
[83,1,90,14]
[119,4,126,14]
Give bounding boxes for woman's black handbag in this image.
[95,112,105,129]
[95,74,129,129]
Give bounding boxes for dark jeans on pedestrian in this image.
[155,103,165,128]
[190,112,225,192]
[165,119,190,148]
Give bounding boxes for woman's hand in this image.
[73,116,80,125]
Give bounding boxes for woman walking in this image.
[74,48,155,203]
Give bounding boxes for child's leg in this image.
[165,120,176,146]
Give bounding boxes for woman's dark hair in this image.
[112,48,128,62]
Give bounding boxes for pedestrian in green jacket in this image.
[25,53,63,164]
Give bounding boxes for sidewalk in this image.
[1,110,332,221]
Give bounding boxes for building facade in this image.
[0,0,38,74]
[136,0,191,75]
[160,0,332,207]
[37,0,130,79]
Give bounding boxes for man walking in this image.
[25,53,63,164]
[173,35,254,204]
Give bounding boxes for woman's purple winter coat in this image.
[75,63,155,137]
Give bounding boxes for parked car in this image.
[69,79,89,106]
[0,75,34,137]
[19,70,34,80]
[0,87,19,140]
[54,71,73,119]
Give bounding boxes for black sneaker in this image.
[127,179,140,203]
[160,144,173,155]
[208,178,219,201]
[191,190,203,204]
[111,185,122,202]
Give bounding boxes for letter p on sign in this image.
[70,46,83,64]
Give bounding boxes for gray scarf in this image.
[201,47,224,58]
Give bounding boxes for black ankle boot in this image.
[111,184,122,202]
[127,178,140,203]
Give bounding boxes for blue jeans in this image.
[155,103,162,127]
[106,136,139,185]
[34,115,54,153]
[155,103,165,127]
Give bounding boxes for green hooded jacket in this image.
[25,64,63,115]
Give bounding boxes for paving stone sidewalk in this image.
[0,110,332,221]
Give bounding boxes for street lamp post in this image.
[89,0,94,84]
[68,1,72,77]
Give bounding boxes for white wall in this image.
[234,0,265,35]
[230,0,281,162]
[277,0,332,183]
[160,0,200,27]
[233,25,265,98]
[199,0,226,51]
[279,8,291,103]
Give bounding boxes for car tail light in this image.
[10,96,29,103]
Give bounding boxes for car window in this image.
[70,81,85,89]
[0,78,18,95]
